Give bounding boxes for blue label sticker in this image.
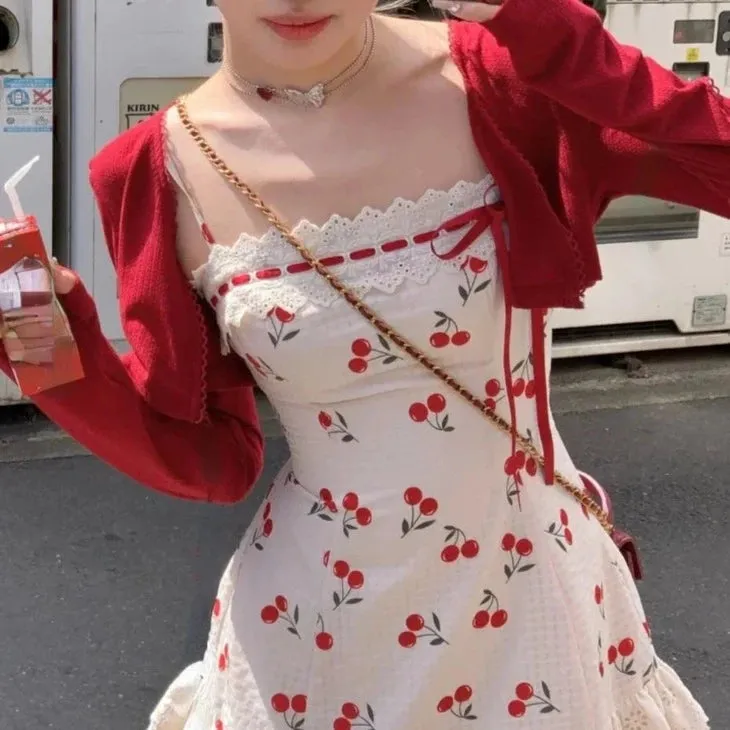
[2,77,54,133]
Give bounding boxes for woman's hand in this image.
[430,0,502,22]
[0,260,79,364]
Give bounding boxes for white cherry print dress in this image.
[150,154,711,730]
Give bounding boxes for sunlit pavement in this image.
[0,349,729,729]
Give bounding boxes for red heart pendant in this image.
[256,87,274,101]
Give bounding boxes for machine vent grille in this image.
[553,320,678,344]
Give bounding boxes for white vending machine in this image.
[0,0,55,404]
[71,0,223,345]
[552,0,730,357]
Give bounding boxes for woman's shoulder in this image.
[89,109,167,201]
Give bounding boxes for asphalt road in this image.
[0,355,729,729]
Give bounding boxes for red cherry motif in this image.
[508,681,559,716]
[408,402,429,423]
[404,486,423,505]
[525,457,538,477]
[426,393,447,414]
[333,719,351,730]
[451,330,471,346]
[430,332,450,349]
[618,638,635,657]
[261,605,279,624]
[460,255,492,304]
[607,645,618,664]
[271,693,290,713]
[490,609,509,628]
[436,696,454,713]
[401,487,439,536]
[409,396,454,431]
[348,358,368,374]
[525,380,536,398]
[333,560,350,578]
[508,700,526,718]
[454,685,472,703]
[291,694,308,714]
[485,378,501,398]
[355,507,372,526]
[564,528,573,545]
[559,509,569,526]
[351,339,371,357]
[318,411,333,429]
[212,598,221,618]
[503,536,536,582]
[341,703,359,720]
[398,631,417,648]
[342,492,359,511]
[594,585,603,604]
[398,612,448,648]
[215,720,224,730]
[266,307,299,346]
[442,525,480,563]
[420,497,438,516]
[348,570,365,589]
[473,589,509,630]
[262,518,273,537]
[218,644,230,671]
[486,398,497,410]
[315,632,334,650]
[512,377,526,397]
[275,595,288,612]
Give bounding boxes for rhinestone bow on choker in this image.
[224,18,376,109]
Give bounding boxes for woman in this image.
[2,0,728,726]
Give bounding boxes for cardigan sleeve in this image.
[0,117,265,504]
[0,281,265,504]
[484,0,730,217]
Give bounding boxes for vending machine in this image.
[552,0,730,357]
[70,0,223,345]
[0,0,55,403]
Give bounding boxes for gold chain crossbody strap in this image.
[175,98,613,535]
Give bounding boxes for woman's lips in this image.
[262,16,333,41]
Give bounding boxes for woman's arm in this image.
[0,281,264,504]
[483,0,730,215]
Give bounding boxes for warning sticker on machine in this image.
[1,77,54,133]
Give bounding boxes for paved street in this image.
[0,351,729,729]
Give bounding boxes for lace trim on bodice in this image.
[192,176,499,322]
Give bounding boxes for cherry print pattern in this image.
[249,500,274,551]
[459,254,491,305]
[408,394,455,432]
[218,643,230,672]
[430,310,472,348]
[507,681,560,717]
[260,595,302,639]
[436,685,478,720]
[595,584,606,620]
[503,450,538,508]
[509,354,536,400]
[398,612,449,648]
[545,508,574,552]
[314,613,334,651]
[271,692,308,728]
[331,559,365,609]
[472,589,509,630]
[318,411,358,443]
[401,486,439,537]
[267,307,300,347]
[308,488,339,521]
[607,637,637,676]
[333,702,376,730]
[245,353,286,381]
[215,720,224,730]
[441,525,480,563]
[484,377,505,412]
[501,533,536,582]
[348,335,401,374]
[212,597,221,619]
[340,492,373,537]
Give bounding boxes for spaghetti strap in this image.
[164,109,216,245]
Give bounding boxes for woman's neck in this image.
[222,19,372,91]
